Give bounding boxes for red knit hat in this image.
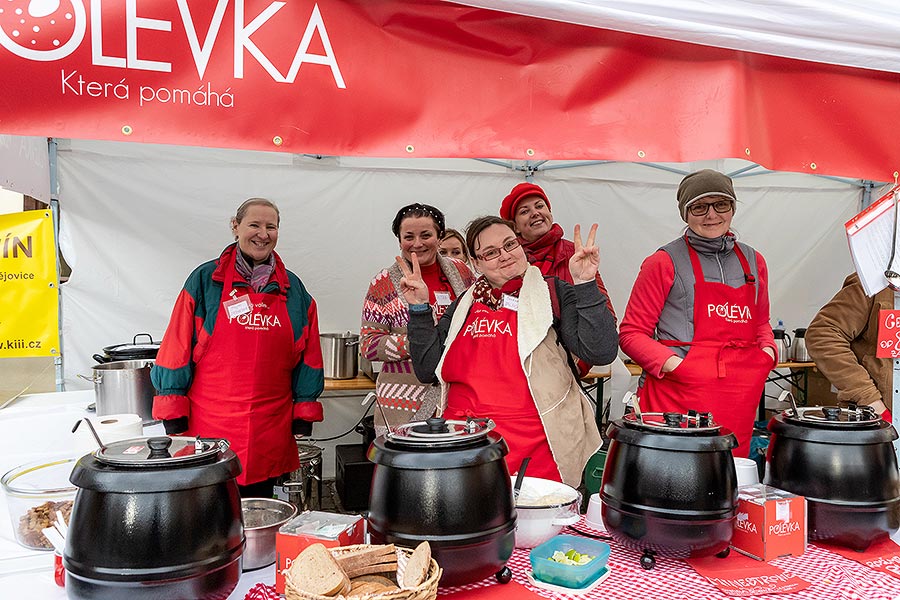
[500,183,550,221]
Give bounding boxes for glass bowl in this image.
[1,458,77,550]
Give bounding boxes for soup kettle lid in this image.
[94,436,228,467]
[769,406,898,444]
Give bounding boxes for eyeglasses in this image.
[688,199,734,217]
[476,239,521,261]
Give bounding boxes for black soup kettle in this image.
[65,436,244,599]
[766,404,900,550]
[601,411,738,569]
[367,417,516,586]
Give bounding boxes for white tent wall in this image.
[56,139,860,475]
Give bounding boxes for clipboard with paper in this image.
[845,184,900,296]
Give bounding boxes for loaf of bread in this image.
[288,543,351,597]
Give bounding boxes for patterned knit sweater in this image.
[361,255,475,430]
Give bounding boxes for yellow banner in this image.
[0,210,60,357]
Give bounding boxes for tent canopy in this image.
[0,2,892,386]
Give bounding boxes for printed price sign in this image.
[877,310,900,358]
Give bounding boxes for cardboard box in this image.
[731,484,807,561]
[275,511,365,593]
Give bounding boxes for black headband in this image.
[391,203,446,238]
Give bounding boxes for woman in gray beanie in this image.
[619,169,777,457]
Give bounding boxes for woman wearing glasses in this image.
[399,216,618,484]
[619,169,777,457]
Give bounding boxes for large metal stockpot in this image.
[367,417,516,586]
[601,412,738,569]
[64,436,244,599]
[320,332,359,379]
[766,404,900,550]
[80,359,156,423]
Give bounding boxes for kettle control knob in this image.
[147,437,173,459]
[426,417,449,433]
[411,417,451,435]
[822,406,842,421]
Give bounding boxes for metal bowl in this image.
[241,498,298,571]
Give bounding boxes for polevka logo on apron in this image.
[707,302,752,324]
[236,302,282,331]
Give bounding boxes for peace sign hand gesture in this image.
[396,253,430,306]
[569,223,601,284]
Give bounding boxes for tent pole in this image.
[48,138,64,391]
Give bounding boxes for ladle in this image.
[513,456,531,500]
[72,417,107,451]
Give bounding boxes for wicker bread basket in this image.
[284,544,441,600]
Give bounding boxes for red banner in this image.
[1,0,898,180]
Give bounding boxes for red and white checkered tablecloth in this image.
[438,518,900,600]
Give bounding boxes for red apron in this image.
[186,263,299,486]
[639,241,771,457]
[441,302,561,481]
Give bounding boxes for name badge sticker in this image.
[224,294,252,320]
[434,291,452,306]
[501,294,519,312]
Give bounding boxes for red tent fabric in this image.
[0,0,897,180]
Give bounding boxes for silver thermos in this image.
[792,328,810,362]
[773,325,791,363]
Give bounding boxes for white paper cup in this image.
[734,457,760,487]
[585,493,605,531]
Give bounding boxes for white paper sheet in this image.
[845,188,900,296]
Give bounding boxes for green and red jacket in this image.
[151,244,324,426]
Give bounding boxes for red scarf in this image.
[471,276,524,310]
[519,223,573,281]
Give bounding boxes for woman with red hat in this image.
[500,183,616,322]
[619,169,777,457]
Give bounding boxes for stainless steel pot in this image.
[92,333,161,363]
[79,360,156,423]
[280,442,322,512]
[320,332,359,379]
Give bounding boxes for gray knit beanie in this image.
[677,169,736,222]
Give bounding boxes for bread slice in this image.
[400,542,431,589]
[335,545,398,578]
[288,543,351,597]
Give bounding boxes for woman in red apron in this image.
[152,198,325,498]
[398,216,618,487]
[620,170,777,457]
